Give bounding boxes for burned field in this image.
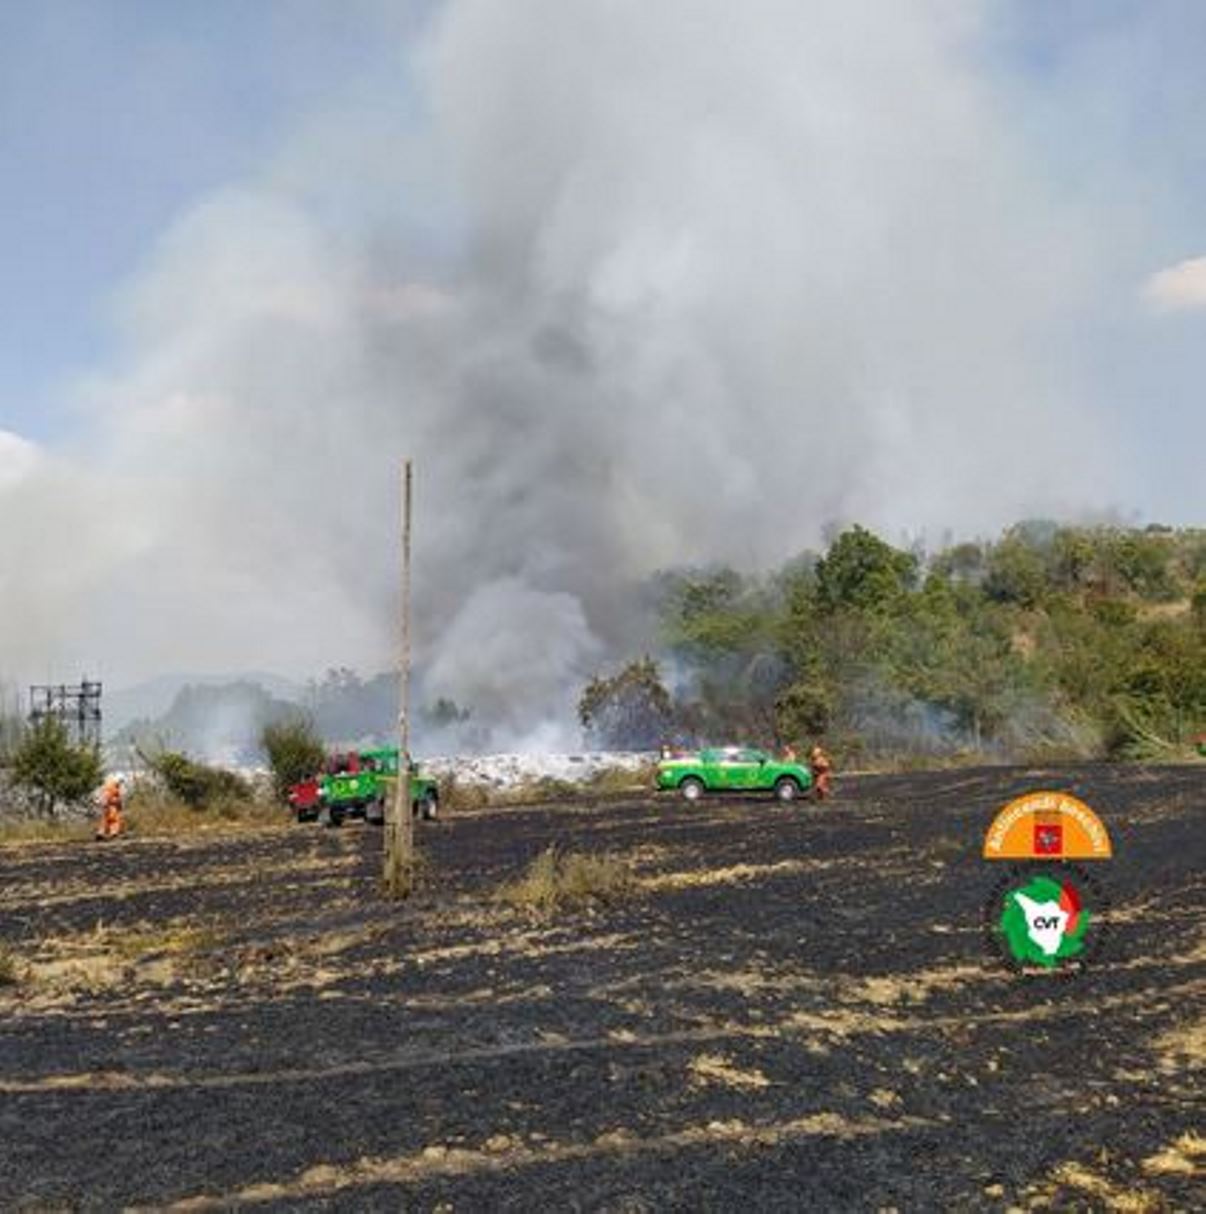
[1,767,1202,1210]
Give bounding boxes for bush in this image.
[9,719,103,817]
[260,717,325,802]
[143,750,251,809]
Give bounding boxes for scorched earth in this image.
[0,765,1202,1209]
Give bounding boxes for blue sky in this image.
[0,0,426,439]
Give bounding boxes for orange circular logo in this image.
[982,791,1113,861]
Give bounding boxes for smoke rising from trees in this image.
[0,2,1129,745]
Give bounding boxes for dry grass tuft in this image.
[1155,1012,1206,1069]
[495,846,635,915]
[124,787,285,836]
[642,859,818,892]
[688,1053,770,1091]
[0,818,93,846]
[0,787,282,846]
[928,834,966,862]
[587,764,657,795]
[438,776,491,813]
[104,921,226,962]
[1039,1161,1164,1212]
[14,918,230,997]
[1141,1131,1206,1177]
[0,943,21,986]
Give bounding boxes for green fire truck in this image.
[288,747,439,827]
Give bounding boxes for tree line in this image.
[580,521,1206,762]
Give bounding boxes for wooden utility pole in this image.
[384,459,415,899]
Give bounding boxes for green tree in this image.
[1051,529,1096,593]
[984,530,1048,607]
[579,658,673,749]
[930,541,986,585]
[815,526,917,613]
[1109,530,1176,599]
[939,624,1026,746]
[774,679,833,739]
[260,716,326,803]
[659,567,772,663]
[10,719,103,817]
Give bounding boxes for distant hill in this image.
[105,668,486,765]
[104,672,304,736]
[109,680,304,766]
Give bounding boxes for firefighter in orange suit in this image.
[809,745,833,801]
[95,777,125,841]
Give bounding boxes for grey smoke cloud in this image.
[0,1,1127,744]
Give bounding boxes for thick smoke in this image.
[0,1,1123,746]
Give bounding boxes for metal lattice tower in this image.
[28,680,103,749]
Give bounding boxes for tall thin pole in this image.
[385,459,414,899]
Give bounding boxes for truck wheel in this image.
[323,807,344,828]
[421,793,439,821]
[774,776,801,803]
[679,777,705,803]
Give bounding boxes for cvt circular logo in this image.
[983,865,1110,974]
[998,872,1089,968]
[981,792,1115,976]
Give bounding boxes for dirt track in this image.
[1,766,1202,1210]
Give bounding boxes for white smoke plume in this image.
[0,1,1124,745]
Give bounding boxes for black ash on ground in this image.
[0,765,1201,1210]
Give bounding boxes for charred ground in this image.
[0,766,1202,1210]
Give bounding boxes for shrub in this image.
[9,719,103,817]
[260,717,325,802]
[143,750,251,809]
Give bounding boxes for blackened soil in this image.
[1,765,1202,1211]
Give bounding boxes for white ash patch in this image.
[422,752,654,790]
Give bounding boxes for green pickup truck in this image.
[656,747,814,803]
[289,747,439,827]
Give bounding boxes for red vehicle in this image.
[287,776,322,821]
[287,752,361,822]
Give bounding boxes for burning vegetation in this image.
[580,521,1206,763]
